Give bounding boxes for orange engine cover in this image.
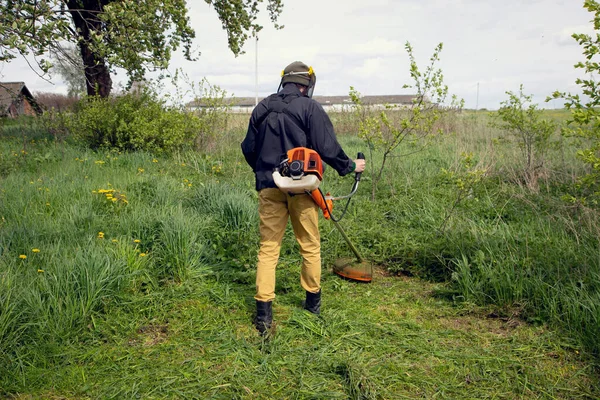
[287,147,324,180]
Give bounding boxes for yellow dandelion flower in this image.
[37,269,44,273]
[134,239,141,243]
[111,197,117,202]
[138,168,144,173]
[139,253,147,257]
[32,248,40,253]
[19,254,27,260]
[152,159,158,163]
[46,202,50,206]
[112,239,118,243]
[97,232,105,239]
[95,160,105,165]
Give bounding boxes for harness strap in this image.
[254,94,308,151]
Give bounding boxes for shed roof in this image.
[0,82,41,115]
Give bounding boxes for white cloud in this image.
[352,38,403,57]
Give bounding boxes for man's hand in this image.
[354,159,366,173]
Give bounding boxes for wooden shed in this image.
[0,82,43,118]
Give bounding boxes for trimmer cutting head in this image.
[332,257,373,283]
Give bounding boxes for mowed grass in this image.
[10,271,598,399]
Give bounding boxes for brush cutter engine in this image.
[273,147,334,219]
[273,147,323,192]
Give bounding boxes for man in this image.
[241,61,366,335]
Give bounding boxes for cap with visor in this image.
[278,61,317,98]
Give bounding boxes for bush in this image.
[490,85,556,191]
[67,90,202,153]
[551,0,600,205]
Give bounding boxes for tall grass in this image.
[1,109,600,396]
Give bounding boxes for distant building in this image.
[188,94,420,114]
[0,82,43,118]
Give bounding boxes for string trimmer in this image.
[273,147,373,282]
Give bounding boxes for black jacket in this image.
[241,84,354,191]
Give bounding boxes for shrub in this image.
[491,85,556,190]
[67,90,202,153]
[350,42,463,200]
[551,0,600,205]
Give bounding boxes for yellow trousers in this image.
[255,188,321,302]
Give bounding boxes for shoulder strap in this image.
[254,93,308,153]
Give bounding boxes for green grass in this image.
[1,113,599,398]
[7,273,598,399]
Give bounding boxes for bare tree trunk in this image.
[67,0,112,98]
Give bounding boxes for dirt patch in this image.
[128,323,169,347]
[437,311,525,337]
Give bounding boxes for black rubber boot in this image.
[304,290,321,315]
[254,300,273,335]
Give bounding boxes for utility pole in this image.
[255,36,258,107]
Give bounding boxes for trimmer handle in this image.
[355,152,365,182]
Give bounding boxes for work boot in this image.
[304,290,321,315]
[254,300,272,335]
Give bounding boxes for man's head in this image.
[280,61,316,98]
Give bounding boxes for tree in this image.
[0,0,283,97]
[350,42,463,200]
[551,0,600,204]
[51,44,86,98]
[492,85,555,190]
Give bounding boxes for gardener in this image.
[241,61,366,335]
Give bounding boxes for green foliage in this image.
[48,78,234,153]
[65,90,201,152]
[350,42,463,200]
[551,0,600,205]
[439,152,488,233]
[1,108,600,397]
[184,77,233,151]
[187,182,259,276]
[492,85,556,189]
[0,0,283,96]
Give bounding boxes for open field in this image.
[1,109,599,398]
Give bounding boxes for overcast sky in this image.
[0,0,594,110]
